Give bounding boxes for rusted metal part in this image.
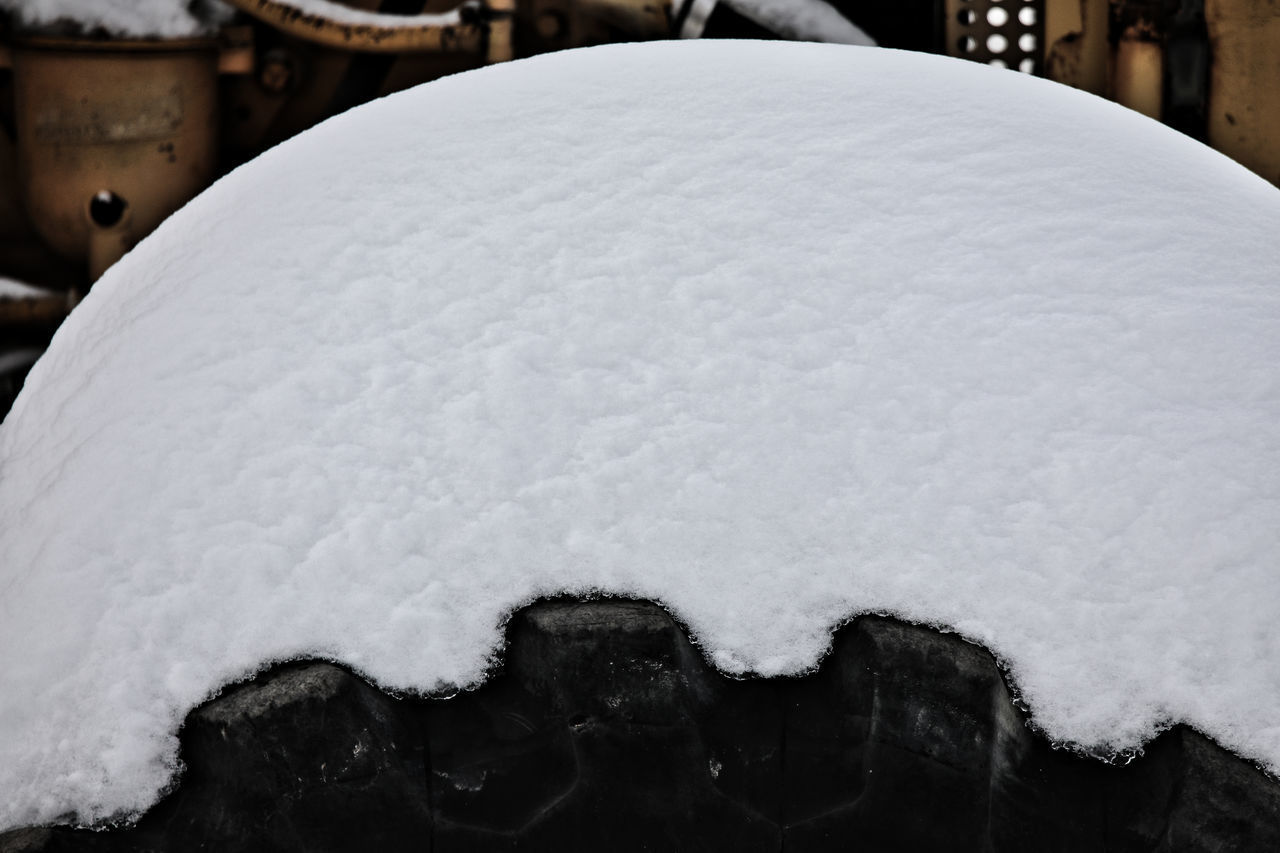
[1044,0,1109,95]
[945,0,1045,74]
[221,0,485,53]
[1113,36,1164,117]
[1110,0,1166,118]
[486,0,516,62]
[1206,0,1280,185]
[10,37,221,278]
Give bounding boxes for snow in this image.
[220,0,463,29]
[0,0,234,38]
[0,277,50,301]
[2,40,1280,830]
[723,0,874,45]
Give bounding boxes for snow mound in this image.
[2,41,1280,830]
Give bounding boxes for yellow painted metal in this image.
[486,0,517,63]
[1044,0,1109,95]
[10,38,221,277]
[1206,0,1280,186]
[1113,37,1163,120]
[0,130,83,290]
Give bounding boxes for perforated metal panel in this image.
[945,0,1046,74]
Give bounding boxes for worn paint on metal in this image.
[1113,37,1164,118]
[1044,0,1109,94]
[11,39,220,276]
[1206,0,1280,186]
[222,0,484,53]
[33,91,186,146]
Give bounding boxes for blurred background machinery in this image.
[1,0,1278,418]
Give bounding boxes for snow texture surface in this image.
[2,41,1280,830]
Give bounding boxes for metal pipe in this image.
[220,0,486,53]
[485,0,516,63]
[1206,0,1280,186]
[1113,37,1164,119]
[0,284,73,329]
[1109,0,1166,120]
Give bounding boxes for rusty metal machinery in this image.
[0,0,1278,421]
[1036,0,1280,183]
[1204,0,1280,186]
[8,37,228,281]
